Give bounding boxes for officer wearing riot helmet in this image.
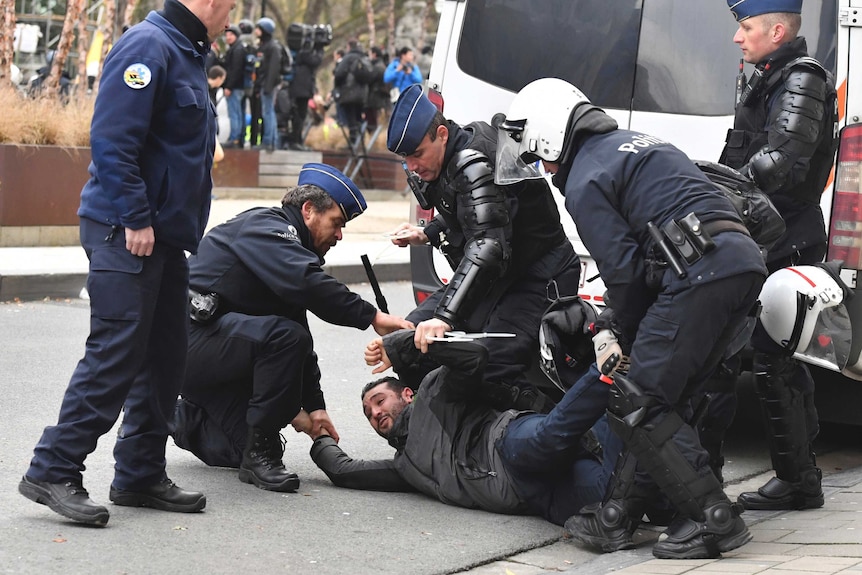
[702,0,839,512]
[497,78,767,559]
[171,163,411,493]
[384,84,583,413]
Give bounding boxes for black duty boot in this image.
[19,476,110,526]
[565,451,644,552]
[238,427,300,492]
[738,466,824,510]
[565,498,641,552]
[652,500,751,559]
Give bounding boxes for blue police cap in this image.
[728,0,802,21]
[387,84,438,156]
[297,163,367,221]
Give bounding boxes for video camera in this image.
[287,23,332,51]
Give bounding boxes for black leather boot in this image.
[652,499,751,559]
[238,427,300,492]
[738,466,824,510]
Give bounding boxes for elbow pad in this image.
[747,66,830,193]
[434,236,505,328]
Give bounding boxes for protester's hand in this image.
[125,226,155,257]
[309,409,339,442]
[371,311,413,336]
[385,223,427,247]
[414,318,452,354]
[593,329,623,377]
[365,337,393,374]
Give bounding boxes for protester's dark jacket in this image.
[719,37,834,263]
[290,47,323,99]
[222,39,247,91]
[255,34,282,94]
[188,204,377,328]
[78,0,214,253]
[310,330,530,515]
[333,46,369,105]
[365,56,390,111]
[556,123,767,343]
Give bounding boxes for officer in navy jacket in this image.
[20,0,234,526]
[173,163,411,493]
[498,78,767,559]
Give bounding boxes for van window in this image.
[458,0,837,117]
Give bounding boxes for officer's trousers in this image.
[177,313,320,467]
[27,218,189,490]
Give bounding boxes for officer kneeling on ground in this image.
[496,78,768,559]
[294,298,614,525]
[172,163,412,493]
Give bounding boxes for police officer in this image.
[385,84,582,412]
[497,78,767,559]
[19,0,234,526]
[172,163,412,493]
[708,0,838,511]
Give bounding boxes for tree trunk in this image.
[418,0,433,50]
[365,0,376,48]
[94,0,116,94]
[76,13,88,92]
[0,0,15,85]
[122,0,138,29]
[387,0,395,55]
[46,0,87,98]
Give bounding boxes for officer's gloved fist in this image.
[593,329,624,376]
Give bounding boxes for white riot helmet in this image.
[538,296,599,392]
[495,78,591,185]
[758,263,852,370]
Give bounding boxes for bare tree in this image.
[386,0,395,55]
[76,12,89,91]
[123,0,138,29]
[46,0,87,97]
[417,0,433,49]
[93,0,116,93]
[0,0,15,85]
[365,0,376,48]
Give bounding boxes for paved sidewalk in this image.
[460,460,862,575]
[0,192,414,301]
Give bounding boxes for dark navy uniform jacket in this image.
[78,4,216,253]
[188,205,377,329]
[561,129,767,341]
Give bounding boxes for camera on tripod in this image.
[287,23,333,51]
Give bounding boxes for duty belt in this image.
[647,214,749,280]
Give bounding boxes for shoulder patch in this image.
[275,224,299,241]
[123,64,152,89]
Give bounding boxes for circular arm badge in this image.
[123,63,152,89]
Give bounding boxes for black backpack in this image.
[279,42,294,81]
[694,160,786,252]
[352,55,375,85]
[242,42,258,90]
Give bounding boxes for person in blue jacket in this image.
[383,46,423,98]
[497,78,768,559]
[19,0,236,526]
[172,163,412,493]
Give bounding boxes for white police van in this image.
[407,0,862,423]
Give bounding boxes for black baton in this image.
[361,254,389,313]
[647,221,687,279]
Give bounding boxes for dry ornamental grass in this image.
[0,85,93,147]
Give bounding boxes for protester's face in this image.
[404,126,448,182]
[225,31,237,45]
[304,201,346,257]
[362,383,413,438]
[733,15,776,64]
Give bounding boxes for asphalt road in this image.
[1,281,860,575]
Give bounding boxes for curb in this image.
[0,263,412,302]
